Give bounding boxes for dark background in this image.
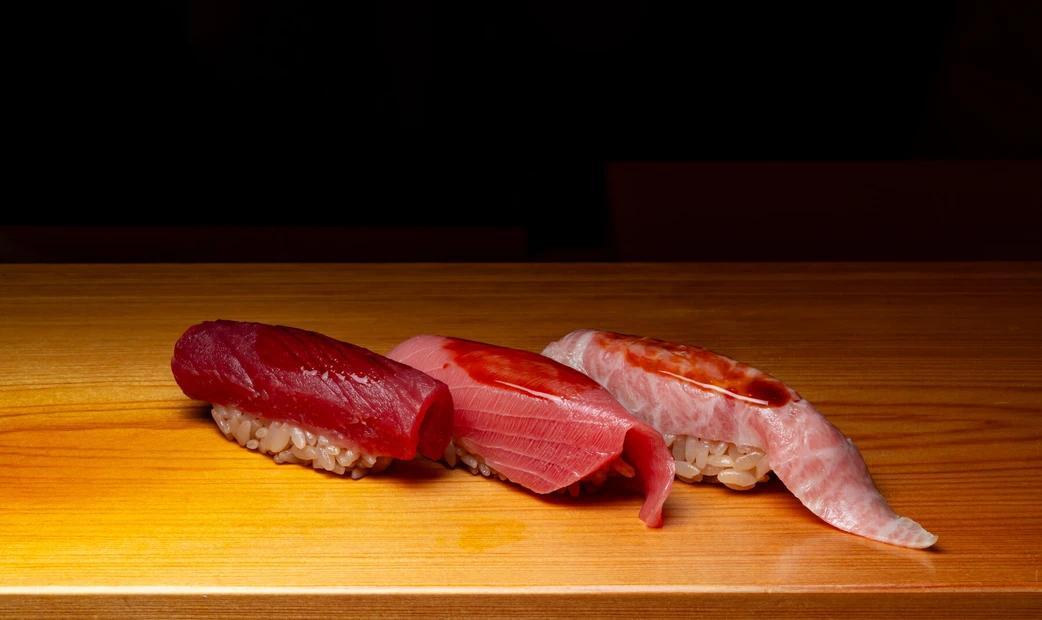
[4,1,1040,261]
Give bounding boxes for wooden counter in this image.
[1,263,1039,617]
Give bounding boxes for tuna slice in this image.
[387,335,675,527]
[543,329,937,548]
[172,321,454,468]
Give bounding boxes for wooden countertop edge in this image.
[2,588,1039,619]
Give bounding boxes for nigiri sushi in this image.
[387,335,675,527]
[543,329,937,548]
[172,320,454,478]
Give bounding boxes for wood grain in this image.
[1,263,1040,617]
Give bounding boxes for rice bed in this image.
[211,404,391,479]
[664,434,771,490]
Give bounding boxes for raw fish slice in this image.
[172,321,454,473]
[543,329,937,548]
[387,335,675,527]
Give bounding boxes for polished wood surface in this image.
[1,263,1040,617]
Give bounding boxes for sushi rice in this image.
[211,404,391,479]
[211,405,762,489]
[664,434,771,490]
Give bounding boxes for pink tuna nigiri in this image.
[543,329,937,548]
[387,335,675,527]
[172,320,454,477]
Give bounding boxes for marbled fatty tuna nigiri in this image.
[172,320,454,477]
[387,335,675,527]
[543,329,937,548]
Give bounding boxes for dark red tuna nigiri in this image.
[172,321,454,473]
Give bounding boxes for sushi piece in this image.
[171,320,454,478]
[543,329,937,548]
[387,335,675,527]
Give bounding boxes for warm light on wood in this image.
[1,263,1039,617]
